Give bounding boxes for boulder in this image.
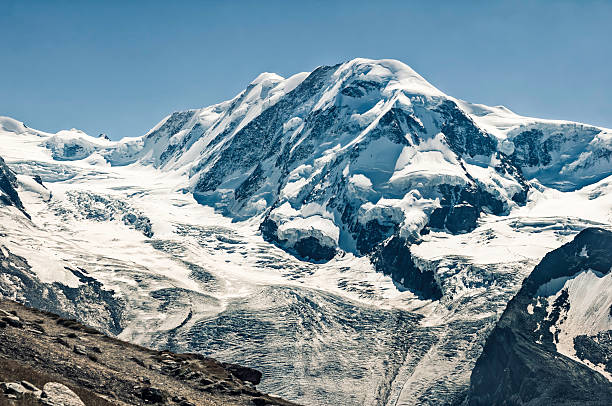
[1,382,26,399]
[20,380,40,392]
[73,344,87,356]
[140,387,165,403]
[41,382,85,406]
[1,315,23,328]
[222,363,262,385]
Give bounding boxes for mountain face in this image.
[19,59,612,297]
[0,58,611,405]
[468,227,612,405]
[142,60,530,283]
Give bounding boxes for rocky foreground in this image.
[0,299,296,406]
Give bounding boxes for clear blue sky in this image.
[1,0,611,140]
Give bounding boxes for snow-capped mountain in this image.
[1,58,611,405]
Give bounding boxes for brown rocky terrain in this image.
[0,299,297,406]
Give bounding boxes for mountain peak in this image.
[336,58,445,97]
[249,72,285,86]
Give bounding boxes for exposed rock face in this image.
[507,123,612,190]
[371,235,442,300]
[0,245,125,335]
[468,228,612,405]
[222,363,263,385]
[260,217,336,261]
[0,155,29,218]
[574,330,612,375]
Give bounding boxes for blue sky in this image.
[1,0,611,140]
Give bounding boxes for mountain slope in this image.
[468,228,612,405]
[0,298,295,406]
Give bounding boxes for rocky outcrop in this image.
[0,298,297,406]
[0,155,29,218]
[467,228,612,405]
[371,235,442,300]
[0,246,125,335]
[260,217,337,262]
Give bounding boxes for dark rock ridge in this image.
[371,235,442,300]
[574,330,612,375]
[0,155,29,219]
[468,228,612,405]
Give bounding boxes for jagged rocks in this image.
[427,183,507,234]
[0,246,125,335]
[573,330,612,375]
[371,235,442,300]
[0,155,29,218]
[139,386,165,403]
[0,380,43,402]
[72,344,87,356]
[1,314,23,329]
[1,382,28,399]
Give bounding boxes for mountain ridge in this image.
[2,58,611,297]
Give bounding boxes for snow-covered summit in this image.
[334,58,446,98]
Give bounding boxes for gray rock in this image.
[20,380,40,391]
[1,315,23,328]
[73,344,87,355]
[55,337,70,347]
[222,362,263,385]
[41,382,85,406]
[0,155,30,218]
[139,386,165,403]
[1,382,26,398]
